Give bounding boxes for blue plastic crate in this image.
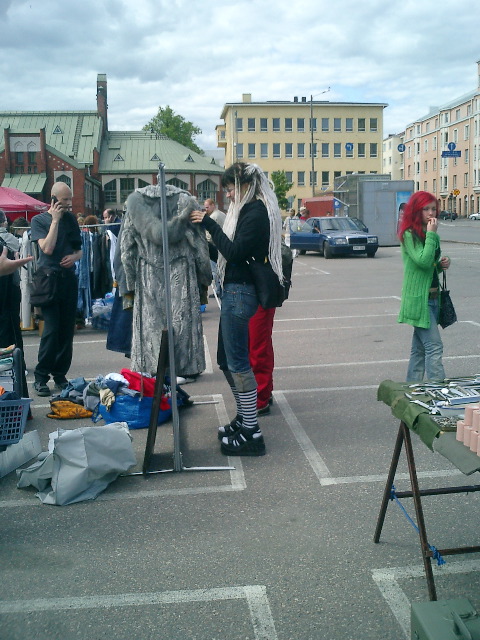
[0,399,32,446]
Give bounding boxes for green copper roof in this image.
[0,111,103,164]
[99,131,223,174]
[1,172,47,194]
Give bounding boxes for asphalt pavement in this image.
[1,224,480,639]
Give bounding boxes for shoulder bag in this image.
[438,271,457,329]
[247,256,285,309]
[30,266,59,306]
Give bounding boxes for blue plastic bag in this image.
[97,395,172,430]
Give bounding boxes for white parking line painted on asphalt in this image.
[274,353,480,371]
[372,560,480,638]
[275,391,332,483]
[275,313,398,323]
[203,334,213,374]
[285,295,400,303]
[23,339,107,348]
[320,469,463,486]
[0,584,279,638]
[274,323,397,333]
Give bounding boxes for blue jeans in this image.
[217,283,258,390]
[406,299,445,382]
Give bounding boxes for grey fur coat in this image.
[121,185,212,376]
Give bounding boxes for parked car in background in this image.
[468,212,480,220]
[439,210,457,220]
[289,217,378,258]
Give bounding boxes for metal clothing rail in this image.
[374,420,480,600]
[129,163,233,476]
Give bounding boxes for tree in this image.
[271,171,294,211]
[143,105,203,155]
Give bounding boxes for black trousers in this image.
[0,278,29,397]
[34,270,78,384]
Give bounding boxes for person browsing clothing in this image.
[190,162,283,456]
[397,191,450,382]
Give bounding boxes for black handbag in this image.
[30,266,59,306]
[247,256,285,309]
[438,271,457,329]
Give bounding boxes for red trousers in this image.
[249,306,276,409]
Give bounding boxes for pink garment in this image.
[249,306,276,409]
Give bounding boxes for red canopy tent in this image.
[0,187,48,222]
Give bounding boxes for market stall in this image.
[374,378,480,600]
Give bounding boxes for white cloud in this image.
[1,0,479,149]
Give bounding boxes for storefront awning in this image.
[1,173,47,194]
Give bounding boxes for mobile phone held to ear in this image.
[51,196,58,204]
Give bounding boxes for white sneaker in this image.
[176,376,186,385]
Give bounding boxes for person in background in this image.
[204,198,226,299]
[30,182,82,396]
[10,217,29,238]
[0,246,32,276]
[190,162,283,456]
[102,208,121,237]
[299,206,309,220]
[397,191,450,382]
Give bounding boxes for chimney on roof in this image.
[301,96,307,102]
[97,73,108,134]
[242,93,252,103]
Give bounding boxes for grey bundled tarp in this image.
[16,422,136,505]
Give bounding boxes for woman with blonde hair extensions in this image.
[190,162,283,456]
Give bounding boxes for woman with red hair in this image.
[398,191,450,381]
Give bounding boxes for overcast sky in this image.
[2,0,479,152]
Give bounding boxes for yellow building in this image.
[217,94,386,210]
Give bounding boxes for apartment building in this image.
[217,95,386,210]
[382,133,405,180]
[401,61,480,216]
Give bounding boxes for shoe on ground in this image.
[180,376,198,384]
[221,425,266,456]
[208,293,215,299]
[257,403,270,416]
[33,381,51,397]
[217,416,242,440]
[176,376,187,385]
[54,380,69,391]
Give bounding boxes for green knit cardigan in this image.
[398,229,442,329]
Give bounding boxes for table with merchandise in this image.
[375,376,480,600]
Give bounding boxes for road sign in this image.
[447,142,456,151]
[441,151,461,158]
[345,143,354,152]
[453,189,460,196]
[397,144,406,152]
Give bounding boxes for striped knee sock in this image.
[237,389,259,430]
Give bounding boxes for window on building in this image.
[273,118,280,132]
[56,174,72,187]
[369,143,378,158]
[426,122,430,132]
[424,160,428,172]
[285,118,292,132]
[285,142,293,158]
[465,124,470,140]
[309,171,317,186]
[465,148,469,163]
[248,118,255,132]
[297,118,305,132]
[321,118,329,132]
[260,118,268,132]
[334,171,341,180]
[27,151,36,164]
[104,179,117,203]
[138,179,150,188]
[167,177,189,190]
[416,142,420,154]
[467,104,472,116]
[346,144,353,158]
[309,117,317,132]
[309,143,317,158]
[346,117,353,132]
[273,143,281,158]
[433,178,436,193]
[15,152,24,164]
[248,143,256,158]
[197,178,216,202]
[334,118,341,132]
[444,113,449,124]
[358,118,366,132]
[236,143,244,158]
[235,117,243,132]
[321,171,329,188]
[453,175,457,188]
[433,136,437,150]
[433,157,437,170]
[358,143,366,158]
[297,143,305,158]
[334,143,341,158]
[424,181,428,190]
[260,143,268,158]
[453,129,458,143]
[120,177,134,202]
[416,162,420,174]
[464,173,469,187]
[424,139,428,152]
[321,143,329,158]
[285,171,293,184]
[297,171,305,186]
[456,109,461,120]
